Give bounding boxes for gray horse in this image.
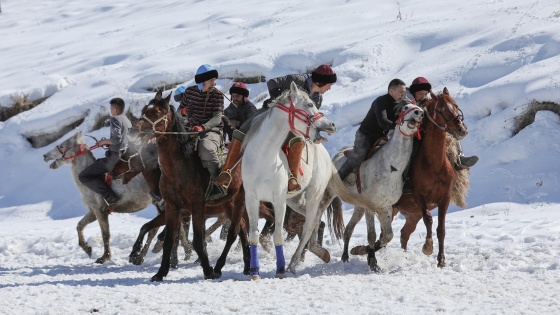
[43,131,157,263]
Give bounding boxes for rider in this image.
[222,82,257,141]
[79,98,132,207]
[337,79,409,182]
[177,64,226,201]
[407,77,478,171]
[213,64,337,194]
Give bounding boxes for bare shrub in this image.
[512,100,560,136]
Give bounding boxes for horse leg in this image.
[246,194,263,280]
[152,228,165,253]
[181,215,193,261]
[259,219,274,253]
[214,195,245,277]
[77,211,97,258]
[421,209,434,256]
[94,211,112,264]
[191,209,216,279]
[287,201,321,275]
[179,217,192,261]
[138,226,158,263]
[308,222,330,263]
[130,213,165,265]
[436,202,450,267]
[362,209,381,272]
[151,208,181,282]
[399,212,421,251]
[205,215,226,243]
[343,207,365,262]
[374,207,394,251]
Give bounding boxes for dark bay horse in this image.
[137,91,263,280]
[392,87,469,267]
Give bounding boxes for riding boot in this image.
[337,159,355,181]
[455,141,479,170]
[287,141,304,193]
[213,137,243,191]
[202,161,227,201]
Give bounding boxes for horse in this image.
[110,139,193,266]
[42,131,160,263]
[241,81,383,279]
[138,91,280,280]
[328,103,425,271]
[392,87,469,267]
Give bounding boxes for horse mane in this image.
[242,89,292,149]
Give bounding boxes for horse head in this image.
[274,81,336,141]
[396,103,424,136]
[43,131,88,169]
[137,90,173,137]
[425,87,468,140]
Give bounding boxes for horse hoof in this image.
[275,273,287,279]
[151,275,164,282]
[350,245,369,256]
[129,255,144,265]
[370,263,381,273]
[341,254,349,262]
[85,247,92,258]
[95,256,110,264]
[250,274,261,281]
[422,238,434,256]
[320,249,330,263]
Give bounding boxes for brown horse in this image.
[392,87,469,267]
[111,139,193,266]
[138,91,272,280]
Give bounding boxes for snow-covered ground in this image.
[1,0,559,313]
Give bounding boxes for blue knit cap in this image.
[174,86,186,102]
[195,64,219,90]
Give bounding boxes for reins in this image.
[275,95,325,140]
[396,107,422,138]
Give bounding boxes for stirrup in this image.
[287,175,301,194]
[214,169,233,191]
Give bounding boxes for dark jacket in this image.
[358,93,399,139]
[266,74,323,109]
[179,85,224,130]
[108,114,132,153]
[223,100,257,140]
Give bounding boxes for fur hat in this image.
[194,64,219,90]
[409,77,432,95]
[311,64,337,86]
[174,86,186,102]
[229,82,249,98]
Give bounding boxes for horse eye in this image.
[308,103,314,108]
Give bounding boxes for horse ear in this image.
[443,87,449,95]
[164,92,172,104]
[290,81,299,95]
[155,90,163,100]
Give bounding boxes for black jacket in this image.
[358,93,399,139]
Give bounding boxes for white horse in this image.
[242,82,380,279]
[327,103,424,271]
[43,131,156,263]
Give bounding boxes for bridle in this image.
[395,106,423,138]
[58,140,102,162]
[426,96,464,132]
[140,108,198,135]
[275,95,325,140]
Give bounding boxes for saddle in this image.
[342,136,388,192]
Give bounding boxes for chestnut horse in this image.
[393,87,469,267]
[138,91,274,281]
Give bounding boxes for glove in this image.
[180,106,188,116]
[192,125,205,133]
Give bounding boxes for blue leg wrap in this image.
[250,244,259,276]
[275,245,286,274]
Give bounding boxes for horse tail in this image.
[445,134,469,208]
[325,196,344,240]
[327,165,382,211]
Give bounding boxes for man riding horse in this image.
[177,64,226,200]
[213,64,337,194]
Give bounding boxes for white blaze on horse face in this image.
[147,104,155,110]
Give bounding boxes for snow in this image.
[1,0,559,313]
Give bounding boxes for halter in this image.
[275,95,325,140]
[59,143,102,162]
[141,111,169,134]
[426,98,464,132]
[396,106,422,138]
[119,151,142,175]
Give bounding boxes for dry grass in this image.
[0,94,48,122]
[512,100,560,136]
